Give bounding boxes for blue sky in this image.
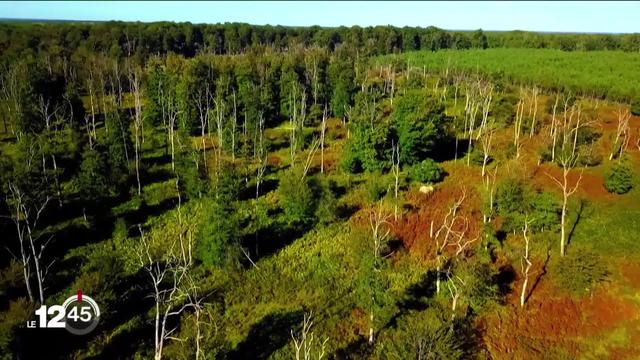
[1,1,637,33]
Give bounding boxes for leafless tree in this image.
[546,108,585,256]
[367,200,393,344]
[320,105,327,174]
[513,90,526,159]
[5,182,52,304]
[194,85,210,169]
[128,66,144,195]
[446,272,464,312]
[433,189,467,294]
[520,216,534,308]
[528,87,539,138]
[391,140,400,220]
[136,225,195,360]
[166,97,179,173]
[550,93,560,162]
[85,69,98,148]
[301,137,320,180]
[610,106,631,160]
[290,311,329,360]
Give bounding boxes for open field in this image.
[380,49,640,101]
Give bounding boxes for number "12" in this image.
[34,305,66,328]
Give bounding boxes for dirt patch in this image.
[530,163,612,201]
[483,281,640,359]
[391,182,483,261]
[267,154,281,167]
[620,261,640,289]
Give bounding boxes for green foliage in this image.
[176,154,209,200]
[389,49,640,101]
[495,178,526,221]
[311,176,338,225]
[530,192,561,232]
[408,158,445,183]
[278,170,316,227]
[340,147,363,173]
[450,260,500,313]
[631,99,640,116]
[393,90,447,165]
[552,251,609,296]
[342,92,391,173]
[378,307,464,360]
[468,147,489,166]
[605,161,634,194]
[197,199,239,268]
[0,298,34,358]
[76,147,114,200]
[367,174,389,202]
[103,112,132,187]
[491,94,518,126]
[495,179,560,233]
[328,58,355,118]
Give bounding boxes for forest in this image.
[1,20,640,359]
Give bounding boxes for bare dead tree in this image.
[194,85,210,169]
[86,69,98,148]
[167,98,179,173]
[446,272,464,312]
[513,90,526,159]
[610,106,631,160]
[483,164,499,223]
[520,216,534,308]
[0,63,26,137]
[320,105,327,174]
[528,86,539,138]
[232,90,237,162]
[301,137,320,180]
[367,200,393,344]
[550,93,560,162]
[479,126,494,178]
[255,113,267,198]
[291,311,329,360]
[433,188,467,294]
[128,66,144,195]
[464,82,481,166]
[391,140,400,221]
[5,182,52,304]
[136,225,194,360]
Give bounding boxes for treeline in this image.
[486,30,640,52]
[1,21,639,67]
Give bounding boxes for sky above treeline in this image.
[1,1,637,34]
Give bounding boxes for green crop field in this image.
[379,48,640,101]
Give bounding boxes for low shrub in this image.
[408,158,445,183]
[552,251,609,296]
[604,161,634,194]
[367,174,389,202]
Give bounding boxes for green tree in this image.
[278,170,316,227]
[197,199,239,267]
[328,57,355,118]
[605,161,634,194]
[76,147,114,200]
[393,91,447,165]
[408,158,445,183]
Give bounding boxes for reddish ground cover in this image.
[483,280,640,359]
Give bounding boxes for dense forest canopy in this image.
[1,19,640,359]
[1,20,639,63]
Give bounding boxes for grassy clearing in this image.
[569,192,640,256]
